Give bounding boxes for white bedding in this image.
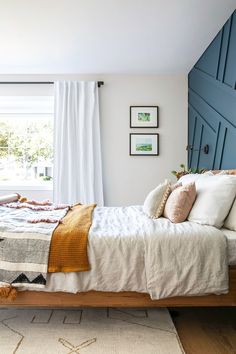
[221,228,236,266]
[24,205,229,299]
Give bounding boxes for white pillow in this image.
[143,180,171,218]
[178,173,204,185]
[179,171,228,185]
[224,199,236,231]
[204,170,229,176]
[203,171,215,176]
[187,175,236,228]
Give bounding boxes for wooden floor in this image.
[172,308,236,354]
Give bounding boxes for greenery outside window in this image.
[0,96,53,190]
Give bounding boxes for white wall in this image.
[0,74,187,206]
[100,75,187,206]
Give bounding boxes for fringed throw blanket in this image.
[0,203,69,291]
[0,201,96,298]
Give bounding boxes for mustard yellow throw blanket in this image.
[48,203,96,273]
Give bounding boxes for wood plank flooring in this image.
[171,308,236,354]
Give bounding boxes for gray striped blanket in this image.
[0,204,68,289]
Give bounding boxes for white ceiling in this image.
[0,0,235,74]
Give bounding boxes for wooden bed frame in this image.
[0,170,236,308]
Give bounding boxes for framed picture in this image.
[130,106,159,128]
[130,133,159,156]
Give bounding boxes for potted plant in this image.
[171,164,206,180]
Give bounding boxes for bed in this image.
[0,171,236,308]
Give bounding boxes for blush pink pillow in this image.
[163,182,197,223]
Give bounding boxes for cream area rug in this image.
[0,308,184,354]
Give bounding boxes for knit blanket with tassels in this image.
[0,203,69,293]
[0,202,95,299]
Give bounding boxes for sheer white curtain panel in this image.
[53,81,104,205]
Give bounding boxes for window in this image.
[0,96,54,190]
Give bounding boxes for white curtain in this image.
[53,81,104,205]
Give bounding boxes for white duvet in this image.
[28,205,228,300]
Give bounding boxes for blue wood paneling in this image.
[188,10,236,170]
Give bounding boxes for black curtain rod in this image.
[0,81,104,87]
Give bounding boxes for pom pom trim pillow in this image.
[143,180,171,218]
[164,182,197,223]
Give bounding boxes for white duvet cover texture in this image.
[38,206,228,299]
[43,206,147,294]
[144,217,228,299]
[221,228,236,265]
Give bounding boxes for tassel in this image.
[0,286,17,301]
[27,218,61,224]
[8,287,17,301]
[19,196,27,203]
[21,199,52,206]
[6,203,70,211]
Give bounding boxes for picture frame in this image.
[129,133,159,156]
[130,106,159,128]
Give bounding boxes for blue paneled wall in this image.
[188,10,236,170]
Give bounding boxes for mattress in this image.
[221,228,236,266]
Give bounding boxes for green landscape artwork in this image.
[136,137,153,151]
[138,112,150,121]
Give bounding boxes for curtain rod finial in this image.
[97,81,104,88]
